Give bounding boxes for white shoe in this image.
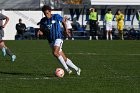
[66,38,68,40]
[76,68,81,76]
[2,48,6,56]
[11,55,16,62]
[67,69,72,74]
[89,36,92,40]
[72,38,74,40]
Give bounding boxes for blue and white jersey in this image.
[40,14,63,43]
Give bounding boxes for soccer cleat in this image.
[2,48,6,56]
[76,68,81,76]
[65,38,68,40]
[67,69,72,74]
[11,55,16,62]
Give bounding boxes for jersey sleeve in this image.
[56,14,63,22]
[39,18,46,28]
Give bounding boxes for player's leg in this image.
[0,40,16,62]
[117,24,121,39]
[109,30,112,40]
[95,21,98,40]
[89,20,93,40]
[109,23,112,40]
[118,24,124,40]
[0,40,6,56]
[95,23,98,40]
[109,22,113,40]
[120,25,124,40]
[0,41,16,62]
[106,31,109,40]
[52,39,71,73]
[59,51,81,76]
[70,29,74,40]
[106,22,109,40]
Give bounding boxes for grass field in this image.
[0,40,140,93]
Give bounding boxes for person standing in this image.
[64,16,74,40]
[39,5,81,75]
[0,13,16,62]
[116,9,124,40]
[105,9,113,40]
[137,10,140,31]
[16,18,26,39]
[89,7,98,40]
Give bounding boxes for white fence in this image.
[1,10,62,40]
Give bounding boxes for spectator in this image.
[105,9,113,40]
[64,16,74,40]
[116,9,124,40]
[89,7,98,40]
[16,18,26,39]
[137,10,140,31]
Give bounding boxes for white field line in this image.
[0,77,85,80]
[66,53,140,56]
[23,52,140,56]
[0,75,138,81]
[21,52,140,56]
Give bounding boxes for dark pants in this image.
[89,20,98,36]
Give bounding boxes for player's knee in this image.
[53,51,60,57]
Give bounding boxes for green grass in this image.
[0,40,140,93]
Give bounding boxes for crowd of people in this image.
[89,8,140,40]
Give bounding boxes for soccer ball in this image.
[55,68,65,78]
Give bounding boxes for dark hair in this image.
[117,9,121,12]
[42,5,51,12]
[19,18,22,21]
[108,8,111,11]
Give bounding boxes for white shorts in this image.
[50,39,63,52]
[106,21,112,31]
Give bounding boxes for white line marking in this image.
[0,75,138,81]
[23,52,140,56]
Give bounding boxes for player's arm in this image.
[38,19,46,35]
[39,26,45,35]
[97,12,98,21]
[121,14,124,20]
[2,16,9,28]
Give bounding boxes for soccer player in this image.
[116,9,124,40]
[105,9,113,40]
[0,13,16,62]
[89,7,98,40]
[137,10,140,31]
[39,5,81,75]
[64,16,74,40]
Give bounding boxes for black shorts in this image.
[0,28,4,40]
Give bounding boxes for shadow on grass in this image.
[0,71,55,77]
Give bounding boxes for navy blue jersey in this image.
[40,14,64,43]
